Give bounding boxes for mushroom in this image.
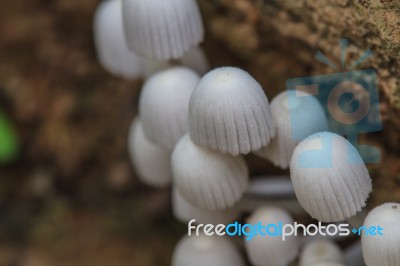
[127,118,172,187]
[172,234,245,266]
[361,202,400,266]
[189,67,275,155]
[299,239,344,266]
[172,187,240,225]
[290,131,372,222]
[93,0,143,79]
[122,0,204,60]
[171,134,249,210]
[255,90,328,169]
[139,67,200,150]
[244,207,300,266]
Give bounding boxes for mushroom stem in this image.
[344,241,364,266]
[245,176,294,198]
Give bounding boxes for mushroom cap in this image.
[94,0,143,79]
[244,207,300,266]
[172,187,240,225]
[299,239,344,266]
[122,0,204,60]
[172,234,245,266]
[171,134,249,210]
[290,132,372,222]
[255,90,328,169]
[128,119,172,187]
[139,67,200,150]
[361,202,400,266]
[189,67,275,155]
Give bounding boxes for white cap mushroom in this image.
[290,132,372,222]
[299,239,344,266]
[361,202,400,266]
[189,67,275,155]
[93,0,143,79]
[122,0,204,60]
[172,234,245,266]
[255,90,328,169]
[171,134,249,210]
[172,187,240,225]
[139,67,200,150]
[244,207,300,266]
[127,118,172,187]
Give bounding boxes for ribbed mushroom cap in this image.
[127,119,172,187]
[244,207,300,266]
[172,234,245,266]
[171,134,249,210]
[139,67,200,150]
[172,187,240,225]
[94,0,143,79]
[256,90,328,169]
[299,239,344,266]
[189,67,275,155]
[122,0,204,60]
[362,203,400,266]
[309,263,345,266]
[290,132,372,222]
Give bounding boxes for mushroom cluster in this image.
[92,0,394,265]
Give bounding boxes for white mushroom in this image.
[171,134,249,210]
[122,0,204,60]
[299,239,344,266]
[93,0,143,79]
[244,207,300,266]
[361,202,400,266]
[290,132,372,222]
[139,67,200,150]
[255,90,328,169]
[172,187,240,225]
[127,118,172,187]
[172,234,245,266]
[189,67,275,155]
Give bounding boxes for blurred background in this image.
[0,0,399,265]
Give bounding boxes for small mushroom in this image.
[172,234,245,266]
[189,67,275,155]
[127,118,172,187]
[299,239,344,266]
[139,67,200,150]
[172,187,240,225]
[171,134,249,210]
[361,202,400,266]
[290,132,372,222]
[255,90,328,169]
[93,0,143,79]
[122,0,204,60]
[244,207,300,266]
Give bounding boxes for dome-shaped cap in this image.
[362,203,400,266]
[299,239,344,266]
[122,0,204,60]
[290,132,372,222]
[189,67,275,155]
[244,207,300,266]
[172,234,245,266]
[128,119,172,187]
[256,90,328,169]
[94,0,143,79]
[172,187,240,225]
[172,134,249,210]
[139,67,200,150]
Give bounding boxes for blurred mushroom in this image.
[93,0,143,79]
[290,132,372,222]
[189,67,275,155]
[299,239,344,266]
[171,134,248,210]
[139,67,200,150]
[122,0,204,60]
